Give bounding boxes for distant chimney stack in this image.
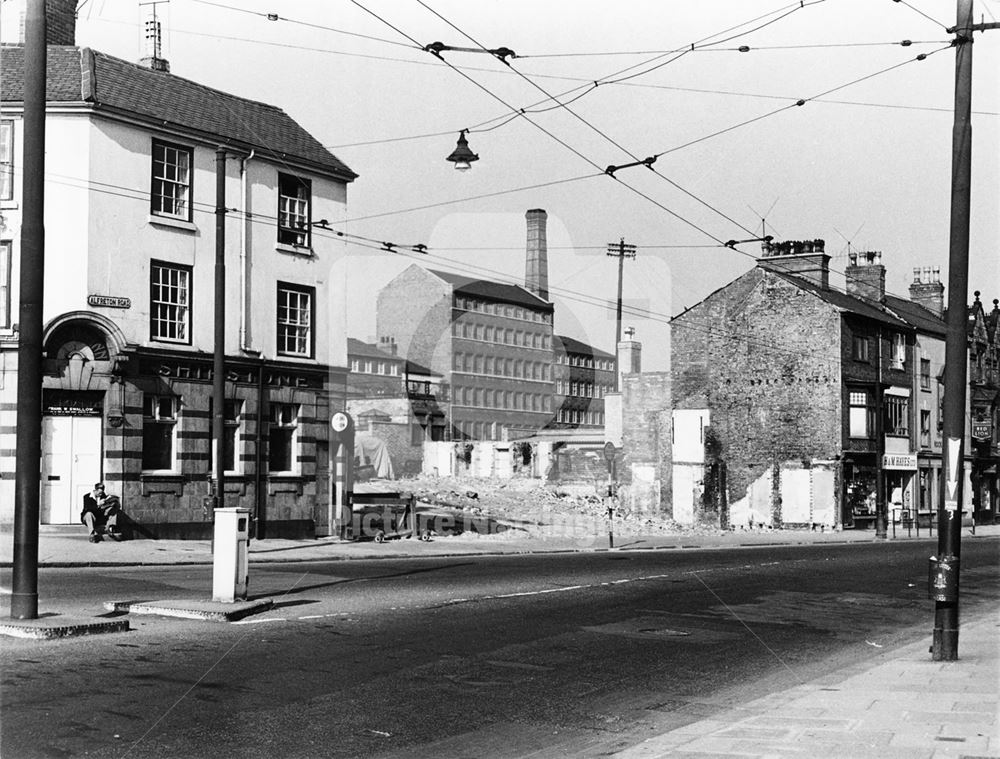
[617,331,641,385]
[845,250,886,304]
[524,209,549,301]
[909,265,945,316]
[757,238,830,289]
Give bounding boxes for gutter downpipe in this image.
[239,150,255,352]
[238,150,267,538]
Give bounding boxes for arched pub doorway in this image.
[39,314,125,524]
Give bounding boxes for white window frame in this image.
[0,120,13,201]
[277,282,314,357]
[150,261,191,343]
[277,173,311,247]
[849,390,871,438]
[151,140,192,220]
[0,240,11,329]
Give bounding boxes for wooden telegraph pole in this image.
[931,0,999,660]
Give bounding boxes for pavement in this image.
[4,519,995,568]
[2,520,998,755]
[611,611,1000,759]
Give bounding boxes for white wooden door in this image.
[41,416,102,524]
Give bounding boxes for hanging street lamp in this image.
[446,130,478,171]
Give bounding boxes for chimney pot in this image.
[908,263,945,316]
[756,236,830,289]
[847,250,886,304]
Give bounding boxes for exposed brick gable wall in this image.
[671,268,843,511]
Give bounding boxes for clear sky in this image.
[71,0,999,371]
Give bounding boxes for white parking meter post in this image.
[212,507,250,602]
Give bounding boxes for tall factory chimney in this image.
[524,208,549,301]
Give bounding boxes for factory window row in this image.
[555,408,604,426]
[452,320,551,350]
[554,380,612,398]
[452,352,551,381]
[349,358,400,376]
[453,387,552,413]
[554,353,615,371]
[453,296,552,324]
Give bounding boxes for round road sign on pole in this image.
[603,441,616,463]
[331,412,350,433]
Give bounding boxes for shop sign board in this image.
[42,390,103,416]
[972,421,992,440]
[882,453,917,470]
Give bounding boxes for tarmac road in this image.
[2,539,998,758]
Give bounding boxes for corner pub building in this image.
[0,1,356,538]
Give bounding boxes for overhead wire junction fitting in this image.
[604,156,657,177]
[423,41,517,61]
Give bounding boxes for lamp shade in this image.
[446,131,479,171]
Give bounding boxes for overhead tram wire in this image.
[412,0,831,238]
[381,244,887,377]
[401,2,795,244]
[188,0,422,49]
[648,43,952,161]
[342,172,604,225]
[78,8,967,358]
[346,0,960,279]
[519,39,948,58]
[319,0,839,148]
[104,21,979,153]
[890,0,952,31]
[43,162,927,331]
[30,169,940,376]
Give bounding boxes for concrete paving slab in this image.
[0,614,128,639]
[103,597,274,622]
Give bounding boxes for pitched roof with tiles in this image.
[428,269,553,311]
[884,294,947,338]
[0,45,357,180]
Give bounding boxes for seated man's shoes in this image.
[89,533,102,543]
[106,532,123,541]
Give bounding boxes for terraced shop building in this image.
[0,5,356,538]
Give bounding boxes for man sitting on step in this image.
[80,482,123,542]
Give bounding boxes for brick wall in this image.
[47,0,77,45]
[671,268,844,523]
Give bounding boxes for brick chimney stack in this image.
[139,5,170,72]
[524,209,549,301]
[757,238,830,289]
[909,266,945,316]
[845,250,886,304]
[1,0,77,45]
